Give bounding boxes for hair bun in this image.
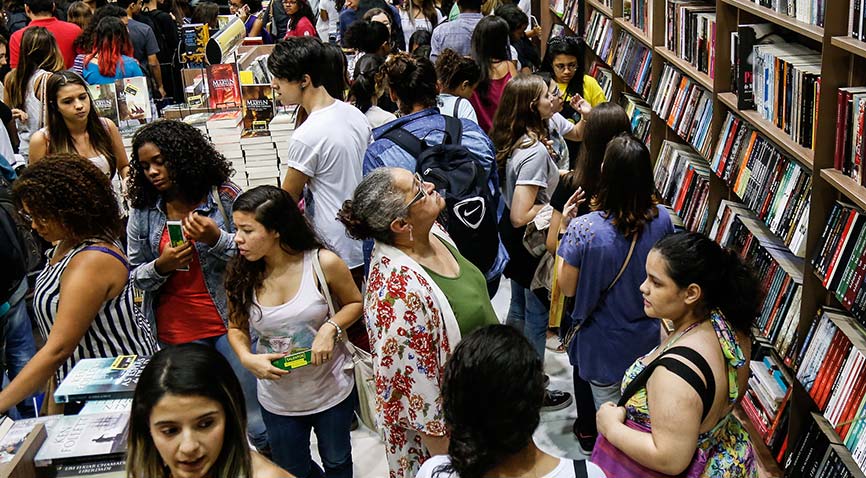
[337,199,373,240]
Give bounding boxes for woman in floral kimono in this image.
[339,167,499,478]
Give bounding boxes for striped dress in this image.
[33,239,158,384]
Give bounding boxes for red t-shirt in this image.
[10,17,82,69]
[155,228,226,345]
[284,16,318,38]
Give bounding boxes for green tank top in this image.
[422,238,499,336]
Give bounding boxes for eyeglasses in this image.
[18,209,32,223]
[553,63,578,72]
[405,173,427,209]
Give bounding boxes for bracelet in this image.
[325,319,343,343]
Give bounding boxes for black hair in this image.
[651,232,760,334]
[455,0,481,12]
[225,186,325,328]
[267,36,326,87]
[191,1,219,27]
[73,4,127,53]
[495,3,527,34]
[381,51,437,115]
[591,133,659,237]
[358,0,405,51]
[286,0,316,33]
[408,29,431,53]
[350,53,385,113]
[239,0,261,12]
[24,0,53,15]
[128,119,233,209]
[344,19,390,54]
[539,35,586,100]
[434,48,480,90]
[321,43,349,100]
[437,325,545,478]
[471,15,510,97]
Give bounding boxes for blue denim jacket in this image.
[362,108,508,279]
[126,183,240,334]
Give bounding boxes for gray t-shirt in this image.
[127,19,160,66]
[503,135,560,207]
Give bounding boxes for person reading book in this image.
[127,343,290,478]
[225,185,362,478]
[589,232,759,477]
[125,119,269,454]
[1,154,156,415]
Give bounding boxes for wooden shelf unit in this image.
[535,0,866,475]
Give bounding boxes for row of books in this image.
[812,202,866,323]
[552,0,582,35]
[750,42,822,150]
[786,412,864,478]
[834,86,866,185]
[795,309,866,474]
[610,31,654,100]
[620,92,651,143]
[625,0,651,34]
[711,200,805,362]
[651,62,715,158]
[740,351,791,454]
[850,0,866,41]
[712,112,812,257]
[746,0,825,27]
[653,140,711,233]
[588,61,614,101]
[664,0,717,79]
[585,10,615,64]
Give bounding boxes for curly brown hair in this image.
[13,153,122,242]
[127,120,233,209]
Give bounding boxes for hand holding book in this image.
[182,211,221,247]
[241,351,291,380]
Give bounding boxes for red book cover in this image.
[810,330,845,402]
[206,63,242,110]
[818,341,852,410]
[836,90,851,171]
[719,118,741,176]
[673,166,695,213]
[765,388,792,445]
[764,275,791,338]
[824,209,857,288]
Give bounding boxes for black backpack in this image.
[382,116,499,273]
[0,176,44,304]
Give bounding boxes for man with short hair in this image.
[269,37,371,280]
[9,0,81,68]
[429,0,482,62]
[115,0,166,98]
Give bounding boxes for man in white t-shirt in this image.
[269,37,371,275]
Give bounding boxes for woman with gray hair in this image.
[338,167,498,478]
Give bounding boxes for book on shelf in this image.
[241,84,275,138]
[732,24,779,110]
[811,202,866,322]
[79,398,133,415]
[180,23,209,68]
[745,0,825,27]
[750,42,821,149]
[585,10,615,61]
[114,76,151,130]
[588,60,613,100]
[711,111,812,257]
[559,0,581,33]
[0,416,61,465]
[651,63,715,158]
[741,352,791,454]
[620,92,651,142]
[665,0,716,79]
[611,31,653,99]
[627,0,650,34]
[33,412,129,467]
[834,86,866,185]
[851,0,866,40]
[785,412,865,478]
[53,355,150,404]
[653,140,711,233]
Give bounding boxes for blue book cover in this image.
[53,356,150,404]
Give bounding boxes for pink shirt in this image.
[469,72,512,133]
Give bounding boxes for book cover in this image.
[114,76,151,129]
[34,412,129,466]
[79,398,133,415]
[0,416,62,464]
[206,63,242,110]
[180,23,210,67]
[87,84,119,126]
[241,84,274,138]
[53,355,150,403]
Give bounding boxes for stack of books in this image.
[207,110,245,186]
[811,202,866,323]
[834,86,866,185]
[651,63,715,158]
[786,412,862,477]
[270,106,298,168]
[626,0,651,34]
[741,353,791,455]
[653,140,711,233]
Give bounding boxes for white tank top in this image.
[250,250,354,416]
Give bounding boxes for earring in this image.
[408,225,414,242]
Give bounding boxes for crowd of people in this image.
[0,0,765,477]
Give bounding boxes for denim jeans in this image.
[506,281,548,360]
[173,334,269,450]
[590,381,622,410]
[260,393,354,478]
[3,281,37,418]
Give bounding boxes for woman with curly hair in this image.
[81,16,144,85]
[0,154,156,414]
[125,119,269,453]
[225,185,361,477]
[29,71,129,181]
[434,48,480,123]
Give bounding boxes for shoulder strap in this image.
[211,186,230,227]
[81,245,130,270]
[381,127,425,158]
[608,232,637,292]
[572,459,588,478]
[311,248,361,357]
[443,114,463,145]
[452,97,463,117]
[618,346,716,423]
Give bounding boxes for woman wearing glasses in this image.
[338,167,498,478]
[282,0,318,38]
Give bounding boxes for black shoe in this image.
[572,419,597,455]
[541,389,573,412]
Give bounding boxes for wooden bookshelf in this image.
[586,0,612,18]
[717,92,815,170]
[821,168,866,211]
[655,46,714,90]
[733,404,784,478]
[720,0,824,42]
[613,17,652,48]
[831,35,866,59]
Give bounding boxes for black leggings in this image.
[573,365,598,436]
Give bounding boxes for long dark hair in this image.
[350,53,385,113]
[591,134,659,237]
[402,0,438,31]
[470,15,510,97]
[539,36,586,99]
[126,344,252,478]
[3,27,64,109]
[561,102,631,207]
[128,120,232,209]
[287,0,317,32]
[651,232,760,333]
[490,74,548,173]
[224,186,325,328]
[437,325,545,478]
[44,71,119,177]
[84,16,134,76]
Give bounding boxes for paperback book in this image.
[34,412,129,466]
[53,355,150,403]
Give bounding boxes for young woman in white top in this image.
[434,49,480,124]
[399,0,443,49]
[225,185,363,478]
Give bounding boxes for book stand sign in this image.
[0,424,45,478]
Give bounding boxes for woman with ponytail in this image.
[349,52,396,128]
[590,231,758,477]
[416,324,606,478]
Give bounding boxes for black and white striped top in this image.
[33,239,158,383]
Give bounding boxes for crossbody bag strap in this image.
[572,459,588,478]
[211,186,230,226]
[608,232,638,292]
[311,249,360,356]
